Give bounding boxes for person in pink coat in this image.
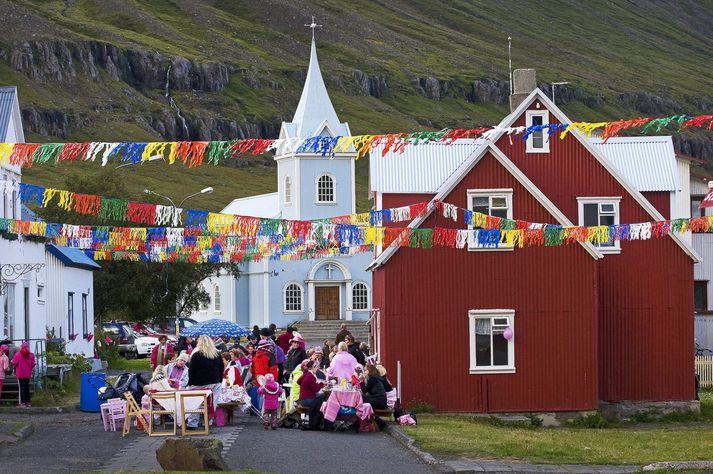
[11,341,36,407]
[327,342,359,381]
[257,373,283,430]
[0,344,9,400]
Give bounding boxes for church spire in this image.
[290,20,345,139]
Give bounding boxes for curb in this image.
[643,461,713,471]
[15,423,34,439]
[383,424,447,470]
[0,403,79,414]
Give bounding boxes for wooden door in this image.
[315,286,340,320]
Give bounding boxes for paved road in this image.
[0,410,435,474]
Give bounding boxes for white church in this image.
[190,33,373,329]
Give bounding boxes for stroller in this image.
[98,372,147,403]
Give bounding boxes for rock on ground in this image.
[156,437,227,471]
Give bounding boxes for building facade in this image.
[191,37,372,328]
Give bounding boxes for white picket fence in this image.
[696,356,713,387]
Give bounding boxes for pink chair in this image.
[100,398,127,432]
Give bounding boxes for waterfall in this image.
[165,64,189,139]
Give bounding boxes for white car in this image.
[135,335,159,358]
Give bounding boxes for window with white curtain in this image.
[468,309,515,374]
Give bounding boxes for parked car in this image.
[102,321,138,359]
[134,335,159,358]
[131,322,177,344]
[151,317,199,336]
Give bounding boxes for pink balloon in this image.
[503,327,514,341]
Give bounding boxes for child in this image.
[257,373,283,430]
[11,341,36,407]
[0,344,9,400]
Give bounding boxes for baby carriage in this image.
[97,372,146,403]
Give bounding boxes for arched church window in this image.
[316,174,335,203]
[285,176,292,204]
[352,283,369,310]
[284,283,303,312]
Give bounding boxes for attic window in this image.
[526,110,550,153]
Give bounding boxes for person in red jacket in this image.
[150,335,175,370]
[250,340,278,388]
[276,326,294,355]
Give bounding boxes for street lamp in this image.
[142,186,214,335]
[551,81,570,105]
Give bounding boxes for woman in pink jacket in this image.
[327,342,359,381]
[11,341,36,407]
[0,344,9,400]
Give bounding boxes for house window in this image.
[467,189,513,250]
[578,198,621,252]
[3,284,15,340]
[468,309,515,374]
[37,284,45,303]
[692,196,709,218]
[352,283,369,311]
[695,281,708,312]
[526,110,550,153]
[284,283,303,312]
[285,176,292,204]
[214,285,221,313]
[316,174,335,203]
[68,292,74,335]
[82,294,88,336]
[11,189,17,220]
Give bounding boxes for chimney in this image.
[509,68,537,112]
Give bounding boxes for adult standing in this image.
[150,335,174,370]
[284,335,307,374]
[175,336,195,356]
[276,326,294,354]
[11,341,36,407]
[251,340,278,387]
[0,344,9,400]
[335,324,352,345]
[345,334,366,365]
[186,335,224,429]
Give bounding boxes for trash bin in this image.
[80,372,106,412]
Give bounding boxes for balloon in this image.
[503,327,514,341]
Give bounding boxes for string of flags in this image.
[3,199,713,263]
[0,113,711,168]
[12,181,427,230]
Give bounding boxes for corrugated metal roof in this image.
[0,86,17,142]
[590,136,680,192]
[221,192,280,218]
[370,139,485,193]
[46,244,101,270]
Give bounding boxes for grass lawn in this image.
[32,370,82,407]
[108,357,151,371]
[402,391,713,465]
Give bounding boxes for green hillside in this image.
[1,0,712,212]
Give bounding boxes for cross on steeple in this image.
[304,16,322,40]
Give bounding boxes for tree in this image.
[31,167,239,323]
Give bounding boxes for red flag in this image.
[700,188,713,209]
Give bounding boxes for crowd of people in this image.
[143,323,394,431]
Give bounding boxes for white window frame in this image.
[467,189,514,252]
[468,309,515,374]
[577,197,621,254]
[284,282,304,313]
[213,285,221,313]
[315,173,336,205]
[68,292,74,335]
[352,282,370,311]
[37,284,45,304]
[526,110,550,153]
[82,293,88,336]
[284,176,292,205]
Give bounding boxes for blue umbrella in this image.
[179,318,250,338]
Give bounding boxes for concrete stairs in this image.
[293,320,370,347]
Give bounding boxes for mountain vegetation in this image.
[1,0,712,211]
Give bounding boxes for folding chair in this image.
[148,392,177,436]
[122,392,150,437]
[179,392,209,436]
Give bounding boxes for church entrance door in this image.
[315,286,340,320]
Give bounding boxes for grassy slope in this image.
[3,0,713,211]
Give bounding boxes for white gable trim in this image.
[494,88,699,263]
[368,142,602,270]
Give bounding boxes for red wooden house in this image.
[368,77,698,413]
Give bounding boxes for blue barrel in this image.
[80,372,106,412]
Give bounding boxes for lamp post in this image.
[142,187,214,335]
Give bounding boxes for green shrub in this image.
[407,399,434,413]
[95,329,119,363]
[566,411,609,429]
[526,413,543,427]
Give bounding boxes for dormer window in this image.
[526,110,550,153]
[316,173,335,204]
[284,176,292,205]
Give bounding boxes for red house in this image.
[368,75,698,414]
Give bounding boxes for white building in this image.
[1,86,98,358]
